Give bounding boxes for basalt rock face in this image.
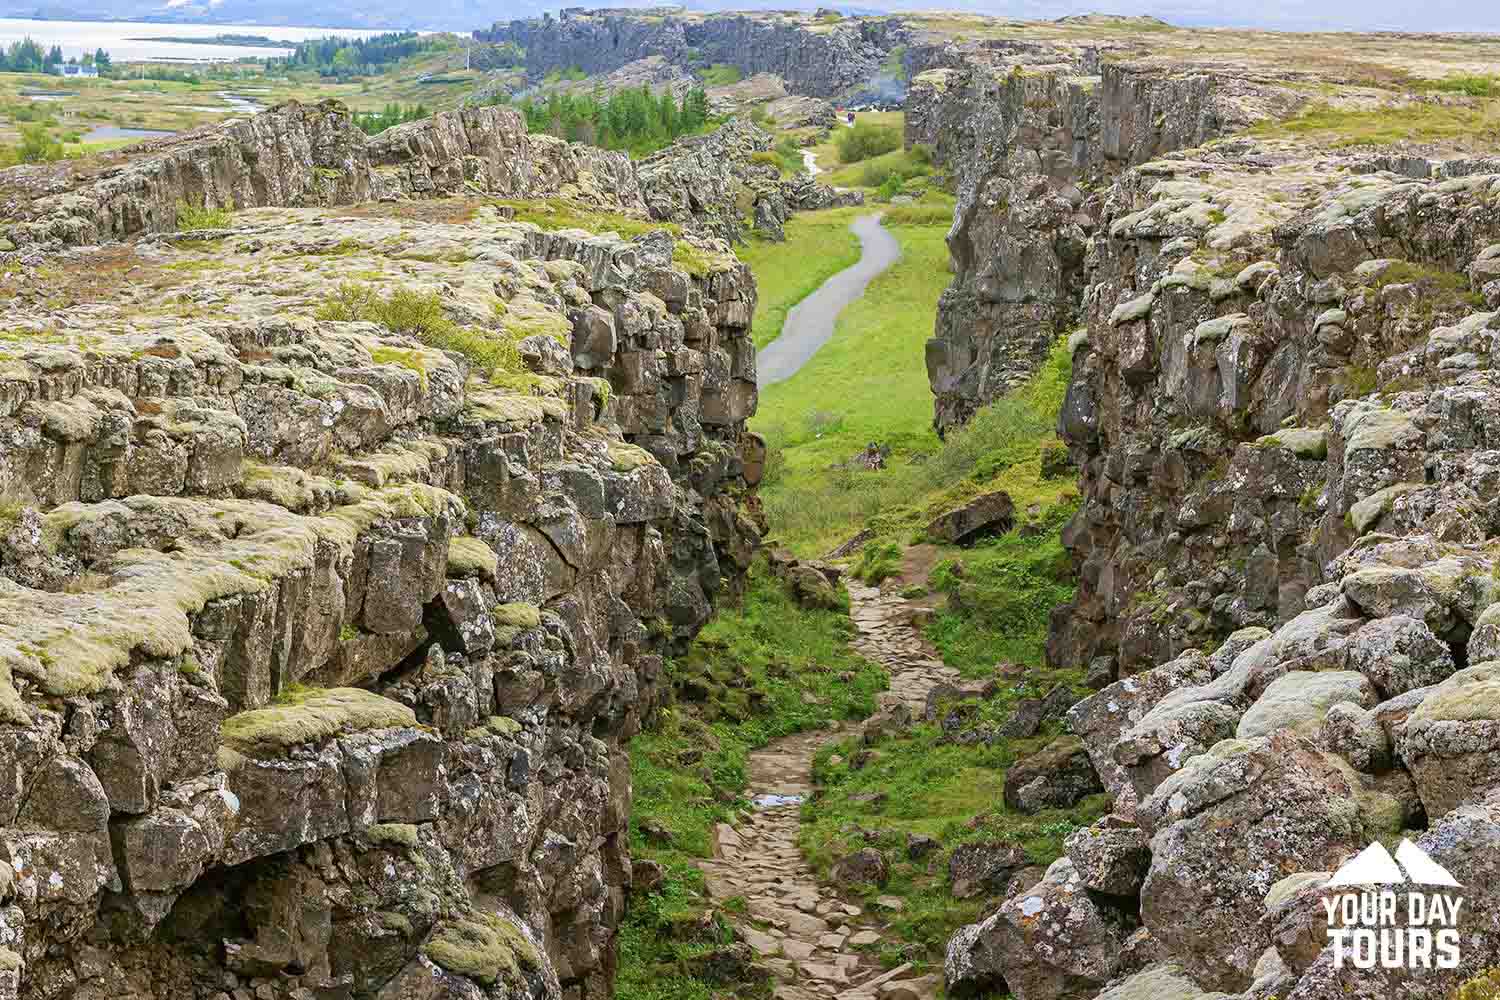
[913,48,1292,434]
[0,102,645,250]
[0,113,762,999]
[946,114,1500,1000]
[477,8,898,101]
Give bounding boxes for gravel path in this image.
[756,213,900,388]
[697,582,958,999]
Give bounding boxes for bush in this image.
[876,173,903,202]
[836,122,902,164]
[853,541,902,584]
[174,198,234,230]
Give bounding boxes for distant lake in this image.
[0,17,373,63]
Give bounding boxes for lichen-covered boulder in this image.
[1235,670,1377,740]
[1396,661,1500,818]
[1089,962,1238,1000]
[944,858,1135,1000]
[1066,650,1213,819]
[1138,732,1396,992]
[1064,817,1151,897]
[1343,614,1457,697]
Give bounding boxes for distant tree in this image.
[94,47,111,70]
[44,44,63,70]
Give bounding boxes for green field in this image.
[737,206,864,349]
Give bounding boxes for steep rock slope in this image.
[937,31,1500,1000]
[0,108,763,1000]
[911,44,1292,434]
[476,8,901,101]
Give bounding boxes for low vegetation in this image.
[835,121,903,164]
[1252,98,1500,148]
[803,660,1104,964]
[314,283,558,392]
[618,569,888,1000]
[699,63,743,87]
[174,199,234,231]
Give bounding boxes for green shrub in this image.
[836,122,902,164]
[174,198,234,230]
[853,541,902,584]
[314,284,553,389]
[1422,74,1499,97]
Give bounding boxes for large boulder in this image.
[944,858,1135,1000]
[1116,604,1366,800]
[1343,615,1457,697]
[1396,661,1500,819]
[926,490,1015,544]
[948,842,1033,900]
[1066,650,1215,819]
[1234,670,1378,740]
[1064,817,1151,897]
[1004,735,1103,814]
[1282,785,1500,998]
[1089,962,1238,999]
[1137,732,1398,992]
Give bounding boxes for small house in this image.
[54,64,99,79]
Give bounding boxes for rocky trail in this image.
[698,581,959,1000]
[756,213,900,387]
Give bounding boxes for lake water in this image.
[0,17,372,63]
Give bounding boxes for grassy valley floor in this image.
[620,164,1104,994]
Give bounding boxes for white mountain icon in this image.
[1325,840,1461,888]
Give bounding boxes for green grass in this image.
[699,63,743,87]
[1251,99,1500,147]
[618,567,888,1000]
[1418,74,1500,97]
[925,508,1078,675]
[752,211,1077,558]
[801,658,1104,966]
[835,122,903,164]
[737,206,863,349]
[823,145,933,191]
[174,198,233,230]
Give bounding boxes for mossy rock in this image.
[470,715,522,740]
[220,687,415,756]
[363,823,419,848]
[492,603,541,630]
[447,536,497,580]
[607,440,657,471]
[1408,662,1500,724]
[423,912,540,986]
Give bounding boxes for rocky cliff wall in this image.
[0,109,763,1000]
[945,121,1500,1000]
[913,49,1294,433]
[0,103,646,250]
[476,9,893,100]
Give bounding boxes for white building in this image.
[54,64,99,79]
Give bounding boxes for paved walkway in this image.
[697,582,959,999]
[756,213,900,388]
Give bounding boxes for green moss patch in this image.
[447,536,497,580]
[424,912,540,986]
[220,687,415,756]
[492,603,541,630]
